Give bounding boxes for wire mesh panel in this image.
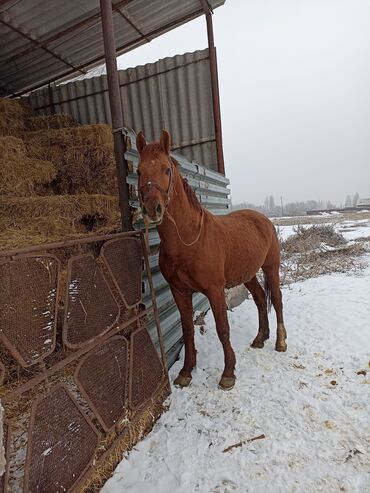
[0,422,10,493]
[0,231,169,492]
[0,361,5,386]
[63,254,120,348]
[75,336,129,432]
[101,238,142,308]
[0,255,59,367]
[129,323,164,411]
[24,384,99,493]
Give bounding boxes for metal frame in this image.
[200,0,225,174]
[0,421,10,493]
[100,0,132,232]
[6,3,217,98]
[0,231,169,492]
[1,231,169,405]
[0,360,5,386]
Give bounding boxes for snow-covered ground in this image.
[102,218,370,493]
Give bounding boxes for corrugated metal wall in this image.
[124,128,230,366]
[27,49,218,170]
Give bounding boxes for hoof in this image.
[251,339,265,349]
[173,374,192,387]
[251,333,269,349]
[275,342,287,352]
[218,376,236,391]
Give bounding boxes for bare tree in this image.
[344,195,352,207]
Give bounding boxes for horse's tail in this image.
[264,274,272,313]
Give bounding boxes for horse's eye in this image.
[137,169,141,176]
[165,168,171,175]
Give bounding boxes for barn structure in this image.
[0,0,229,491]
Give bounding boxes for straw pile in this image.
[0,195,120,250]
[26,113,78,131]
[279,224,366,284]
[282,224,347,254]
[0,136,56,196]
[24,125,117,194]
[0,98,32,137]
[0,98,121,249]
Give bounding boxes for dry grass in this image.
[279,224,367,284]
[24,125,117,194]
[0,195,121,251]
[0,136,56,196]
[273,211,370,226]
[0,98,32,137]
[26,113,78,131]
[79,381,170,493]
[282,224,346,254]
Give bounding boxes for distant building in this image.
[306,197,370,215]
[357,198,370,208]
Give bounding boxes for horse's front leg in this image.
[171,286,196,387]
[207,287,236,390]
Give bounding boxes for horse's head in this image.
[136,129,173,224]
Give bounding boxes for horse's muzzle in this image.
[142,200,164,224]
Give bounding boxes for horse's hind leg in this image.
[245,276,270,349]
[263,265,287,352]
[171,287,196,387]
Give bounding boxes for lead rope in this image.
[165,209,204,247]
[143,210,204,255]
[144,215,160,257]
[141,162,204,254]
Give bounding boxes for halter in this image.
[138,157,204,255]
[138,158,174,212]
[139,158,174,256]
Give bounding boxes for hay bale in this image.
[26,114,78,131]
[24,125,117,194]
[0,98,32,137]
[0,135,25,159]
[0,136,56,196]
[0,195,120,251]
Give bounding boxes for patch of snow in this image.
[102,259,370,493]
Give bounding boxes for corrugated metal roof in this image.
[27,48,218,170]
[0,0,225,96]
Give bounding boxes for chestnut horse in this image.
[136,130,287,390]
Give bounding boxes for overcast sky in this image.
[117,0,370,206]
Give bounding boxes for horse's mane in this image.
[170,157,203,213]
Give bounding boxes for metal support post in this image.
[201,1,225,175]
[100,0,132,230]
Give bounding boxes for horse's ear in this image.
[136,131,147,155]
[160,129,171,155]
